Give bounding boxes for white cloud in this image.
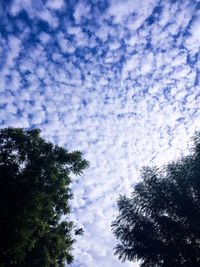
[108,0,158,31]
[10,0,32,15]
[46,0,64,10]
[1,1,200,267]
[185,14,200,54]
[73,2,91,24]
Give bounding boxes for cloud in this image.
[1,0,200,266]
[107,0,157,29]
[73,1,91,24]
[185,13,200,54]
[46,0,64,10]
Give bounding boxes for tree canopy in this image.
[112,135,200,267]
[0,128,89,267]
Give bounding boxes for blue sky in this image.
[1,0,200,266]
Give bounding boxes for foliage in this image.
[112,134,200,267]
[0,128,89,267]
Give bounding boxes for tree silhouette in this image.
[112,135,200,267]
[0,128,89,267]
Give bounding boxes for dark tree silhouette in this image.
[112,135,200,267]
[0,128,89,267]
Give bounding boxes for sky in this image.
[0,0,200,266]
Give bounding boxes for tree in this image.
[0,128,89,267]
[112,135,200,267]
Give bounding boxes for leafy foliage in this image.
[112,134,200,267]
[0,128,89,267]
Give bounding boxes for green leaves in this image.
[112,135,200,267]
[0,127,89,267]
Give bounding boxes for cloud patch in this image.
[0,0,200,266]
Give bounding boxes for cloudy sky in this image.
[1,0,200,266]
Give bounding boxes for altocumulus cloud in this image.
[0,0,200,266]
